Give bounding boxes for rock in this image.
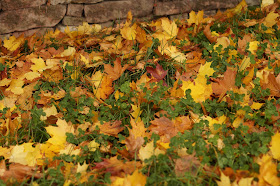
[49,0,71,5]
[0,5,66,34]
[62,16,86,26]
[67,4,83,17]
[246,0,260,6]
[204,10,217,17]
[13,27,54,37]
[84,0,153,23]
[71,0,103,3]
[169,13,189,21]
[0,27,54,40]
[84,1,133,23]
[1,0,46,10]
[56,24,77,32]
[50,0,102,4]
[193,0,240,11]
[154,0,195,16]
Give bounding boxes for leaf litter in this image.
[0,0,280,185]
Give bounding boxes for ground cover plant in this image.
[0,0,280,185]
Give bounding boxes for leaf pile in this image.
[0,0,280,185]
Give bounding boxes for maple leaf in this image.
[3,35,25,52]
[30,57,47,72]
[212,68,237,96]
[120,23,137,41]
[104,58,129,81]
[138,141,164,162]
[146,63,168,80]
[99,120,124,137]
[257,154,280,185]
[270,132,280,160]
[94,156,141,176]
[204,115,227,134]
[261,72,280,97]
[262,11,279,28]
[203,22,218,43]
[187,11,204,26]
[216,172,231,186]
[123,169,147,186]
[174,155,201,177]
[0,161,42,182]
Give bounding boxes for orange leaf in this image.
[104,58,129,81]
[99,120,124,137]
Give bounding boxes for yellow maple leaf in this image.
[45,119,74,149]
[270,132,280,160]
[123,169,147,186]
[9,143,42,166]
[226,0,247,16]
[138,142,164,162]
[31,57,47,72]
[131,104,142,122]
[40,105,58,120]
[88,140,100,152]
[216,172,231,186]
[187,11,204,26]
[258,154,280,185]
[59,143,80,156]
[77,162,89,173]
[248,41,259,54]
[181,75,212,103]
[263,12,279,28]
[60,46,76,57]
[3,35,24,52]
[198,62,215,77]
[120,23,137,40]
[161,18,178,38]
[77,22,101,35]
[204,115,227,134]
[24,71,41,81]
[6,79,24,95]
[214,37,230,52]
[232,177,254,186]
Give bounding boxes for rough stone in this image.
[62,16,86,26]
[1,0,46,11]
[0,27,53,40]
[84,0,153,23]
[50,0,70,5]
[203,10,217,17]
[67,4,83,17]
[193,0,240,11]
[71,0,103,3]
[56,24,77,32]
[154,0,195,16]
[0,5,66,34]
[246,0,261,6]
[50,0,102,4]
[169,13,189,21]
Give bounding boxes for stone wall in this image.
[0,0,260,39]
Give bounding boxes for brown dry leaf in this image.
[212,68,237,96]
[174,155,201,177]
[95,74,114,100]
[99,120,124,137]
[42,68,63,83]
[203,22,217,43]
[104,58,129,81]
[0,161,42,182]
[93,156,141,176]
[261,73,280,97]
[125,134,144,155]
